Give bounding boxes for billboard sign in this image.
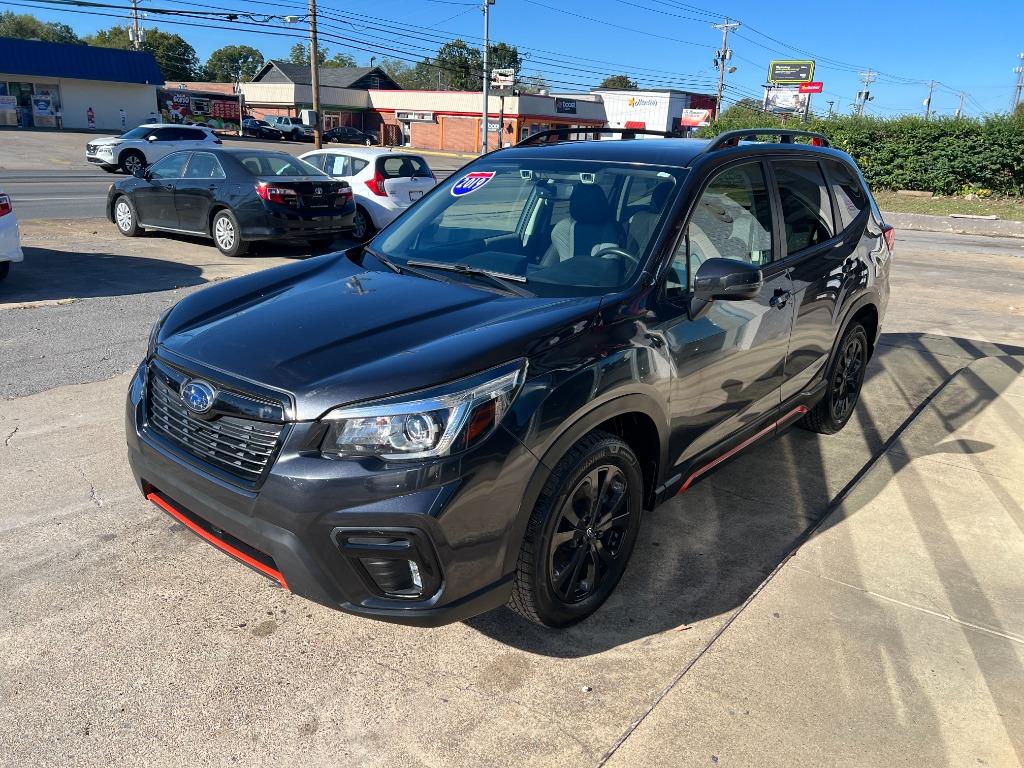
[157,88,241,131]
[763,86,809,114]
[679,108,712,127]
[799,81,824,94]
[491,67,515,88]
[768,60,815,84]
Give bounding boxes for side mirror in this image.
[692,258,764,302]
[132,166,150,179]
[146,134,158,142]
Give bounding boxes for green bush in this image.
[696,110,1024,196]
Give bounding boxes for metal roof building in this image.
[0,37,164,130]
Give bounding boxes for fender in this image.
[499,392,669,576]
[831,290,881,361]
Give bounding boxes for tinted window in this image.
[152,128,178,141]
[773,160,834,254]
[303,154,326,171]
[351,158,369,174]
[377,155,431,179]
[121,126,153,139]
[324,154,351,176]
[149,152,190,179]
[824,158,868,229]
[184,152,225,179]
[235,153,326,177]
[175,127,206,141]
[670,162,774,295]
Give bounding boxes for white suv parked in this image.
[299,147,435,240]
[86,124,221,174]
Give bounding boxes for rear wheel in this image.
[509,431,643,627]
[211,209,248,257]
[799,321,869,435]
[119,150,145,175]
[351,206,375,241]
[113,195,143,237]
[364,138,372,146]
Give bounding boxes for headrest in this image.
[569,184,611,225]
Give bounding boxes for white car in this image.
[85,124,221,175]
[299,147,436,240]
[0,190,24,283]
[265,116,314,141]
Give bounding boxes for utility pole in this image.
[923,80,935,119]
[309,0,322,149]
[855,68,876,116]
[481,0,494,152]
[1013,52,1024,112]
[130,0,142,50]
[712,17,740,118]
[826,100,835,117]
[955,91,966,119]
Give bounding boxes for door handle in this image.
[770,289,791,309]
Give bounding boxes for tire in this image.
[211,209,248,257]
[351,206,375,242]
[509,430,644,628]
[112,195,143,237]
[799,321,869,435]
[292,129,302,141]
[119,150,145,175]
[364,138,372,146]
[0,261,9,283]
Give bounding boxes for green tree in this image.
[599,74,638,89]
[519,72,550,94]
[435,39,482,90]
[288,42,356,69]
[204,44,264,82]
[85,26,201,81]
[0,11,82,43]
[379,57,443,90]
[488,41,522,76]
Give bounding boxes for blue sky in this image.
[21,0,1024,116]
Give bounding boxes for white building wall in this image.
[593,90,692,136]
[0,75,159,130]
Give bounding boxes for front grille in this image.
[146,370,284,483]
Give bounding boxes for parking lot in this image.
[2,131,1023,767]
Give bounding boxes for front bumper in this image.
[125,359,537,626]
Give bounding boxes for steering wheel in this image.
[592,246,640,272]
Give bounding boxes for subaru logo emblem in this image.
[315,187,322,195]
[180,380,216,414]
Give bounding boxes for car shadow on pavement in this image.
[467,333,1024,659]
[0,246,208,304]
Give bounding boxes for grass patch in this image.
[873,191,1024,221]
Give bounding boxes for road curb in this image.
[882,211,1024,239]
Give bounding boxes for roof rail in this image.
[515,126,679,147]
[701,128,831,154]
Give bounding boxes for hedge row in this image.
[695,110,1024,196]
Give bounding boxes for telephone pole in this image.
[130,0,142,49]
[826,100,835,117]
[855,68,876,116]
[309,0,322,149]
[712,17,740,118]
[955,91,966,118]
[923,80,935,119]
[1013,52,1024,112]
[481,0,494,152]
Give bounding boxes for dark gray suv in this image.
[126,128,892,628]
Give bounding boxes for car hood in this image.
[157,253,601,421]
[89,136,124,147]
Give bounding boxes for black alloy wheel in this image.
[510,430,643,627]
[799,321,869,435]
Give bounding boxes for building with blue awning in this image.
[0,37,164,130]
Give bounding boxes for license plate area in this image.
[409,190,423,201]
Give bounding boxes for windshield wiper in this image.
[405,260,533,297]
[362,246,401,274]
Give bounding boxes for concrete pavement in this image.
[2,223,1023,765]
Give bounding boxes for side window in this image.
[184,152,225,179]
[303,154,326,171]
[149,152,190,179]
[773,160,834,254]
[351,158,369,175]
[824,158,868,229]
[667,162,774,297]
[325,154,351,176]
[152,128,177,141]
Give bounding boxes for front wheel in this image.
[119,150,145,175]
[113,195,143,237]
[364,138,372,146]
[351,207,376,242]
[799,321,869,435]
[211,209,248,257]
[509,431,643,627]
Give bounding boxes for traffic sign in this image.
[768,60,815,84]
[799,81,824,94]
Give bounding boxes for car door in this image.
[652,159,796,476]
[134,151,190,228]
[175,152,227,233]
[772,157,864,402]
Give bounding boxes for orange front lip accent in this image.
[146,491,288,590]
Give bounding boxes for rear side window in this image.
[303,154,326,171]
[324,154,351,176]
[173,128,205,141]
[149,152,190,179]
[772,160,834,255]
[351,159,369,174]
[184,152,225,179]
[377,155,431,179]
[824,158,869,229]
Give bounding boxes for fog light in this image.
[359,554,423,597]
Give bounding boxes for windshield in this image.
[375,159,684,297]
[120,127,152,139]
[234,153,326,177]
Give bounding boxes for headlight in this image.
[147,307,171,357]
[321,361,526,460]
